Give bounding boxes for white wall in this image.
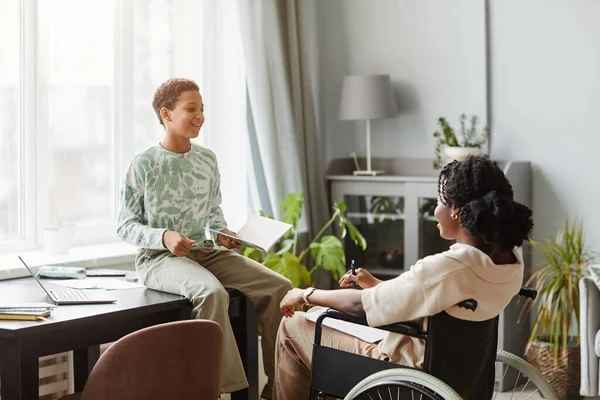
[489,0,600,250]
[317,0,487,163]
[316,0,600,251]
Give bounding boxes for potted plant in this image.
[519,218,595,399]
[433,114,489,169]
[240,191,367,288]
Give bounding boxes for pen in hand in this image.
[350,259,357,289]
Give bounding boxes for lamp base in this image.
[353,170,385,176]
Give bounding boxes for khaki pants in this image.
[136,243,292,396]
[273,312,388,400]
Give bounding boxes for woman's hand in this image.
[279,288,305,318]
[339,268,382,289]
[217,229,241,249]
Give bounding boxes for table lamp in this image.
[339,74,398,176]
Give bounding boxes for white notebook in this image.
[210,215,293,252]
[300,307,388,343]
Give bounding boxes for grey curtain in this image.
[236,0,328,238]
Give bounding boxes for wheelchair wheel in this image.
[344,368,462,400]
[495,350,558,400]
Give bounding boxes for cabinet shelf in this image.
[347,212,405,221]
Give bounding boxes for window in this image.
[38,0,116,229]
[133,0,173,154]
[0,0,20,243]
[0,0,190,252]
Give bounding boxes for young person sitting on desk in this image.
[117,78,292,399]
[273,156,534,400]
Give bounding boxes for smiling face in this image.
[160,90,204,139]
[434,197,461,240]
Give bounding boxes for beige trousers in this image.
[273,312,388,400]
[136,243,292,396]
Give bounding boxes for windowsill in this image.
[0,242,138,281]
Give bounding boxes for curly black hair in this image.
[152,78,200,126]
[437,156,533,255]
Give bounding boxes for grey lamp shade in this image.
[339,74,398,120]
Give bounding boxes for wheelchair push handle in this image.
[519,287,537,300]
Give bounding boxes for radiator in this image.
[0,352,70,400]
[0,343,114,400]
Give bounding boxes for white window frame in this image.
[0,0,173,253]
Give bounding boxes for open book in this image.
[210,215,293,252]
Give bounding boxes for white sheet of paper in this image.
[211,215,292,252]
[300,307,388,343]
[50,278,145,290]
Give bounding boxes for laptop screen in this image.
[18,256,56,300]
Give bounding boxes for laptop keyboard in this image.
[51,289,91,301]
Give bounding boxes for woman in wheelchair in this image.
[273,156,535,400]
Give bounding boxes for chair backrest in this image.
[80,319,223,400]
[423,312,498,400]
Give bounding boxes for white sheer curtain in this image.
[234,0,330,235]
[198,0,258,231]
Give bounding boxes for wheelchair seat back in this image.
[423,311,498,399]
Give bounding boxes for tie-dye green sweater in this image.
[117,143,227,249]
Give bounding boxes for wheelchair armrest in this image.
[314,309,425,346]
[457,299,477,311]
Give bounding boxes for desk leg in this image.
[0,338,39,400]
[73,345,100,392]
[231,296,259,400]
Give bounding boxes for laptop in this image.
[18,256,117,305]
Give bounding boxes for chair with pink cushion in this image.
[58,319,223,400]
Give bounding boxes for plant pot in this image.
[44,228,73,255]
[525,339,580,400]
[444,146,481,160]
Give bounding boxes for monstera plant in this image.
[240,192,367,288]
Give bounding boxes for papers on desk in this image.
[49,278,145,290]
[300,307,388,343]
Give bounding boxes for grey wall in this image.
[317,0,487,163]
[316,0,600,253]
[489,0,600,251]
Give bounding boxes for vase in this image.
[44,228,73,255]
[525,339,580,400]
[444,146,481,160]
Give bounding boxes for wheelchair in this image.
[309,288,558,400]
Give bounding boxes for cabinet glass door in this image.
[343,195,405,278]
[418,197,453,258]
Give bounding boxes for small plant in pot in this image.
[433,114,489,169]
[519,218,595,399]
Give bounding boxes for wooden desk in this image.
[0,278,258,400]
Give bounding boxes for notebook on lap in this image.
[18,256,117,305]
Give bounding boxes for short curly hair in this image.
[437,156,534,255]
[152,78,200,126]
